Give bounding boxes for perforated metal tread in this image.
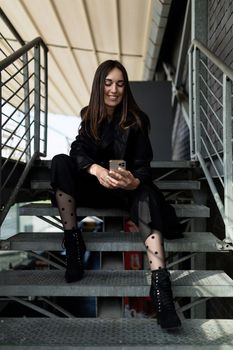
[0,270,232,297]
[0,318,232,349]
[19,203,210,218]
[154,180,200,190]
[33,159,195,169]
[150,160,197,168]
[31,179,201,190]
[0,231,222,252]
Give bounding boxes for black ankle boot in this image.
[63,229,86,283]
[150,268,181,329]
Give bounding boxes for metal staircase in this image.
[1,161,233,348]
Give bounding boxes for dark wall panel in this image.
[130,81,172,161]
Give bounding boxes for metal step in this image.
[0,231,222,252]
[0,270,232,297]
[150,160,197,168]
[31,179,201,190]
[154,180,200,190]
[0,318,232,349]
[32,159,197,169]
[19,203,210,218]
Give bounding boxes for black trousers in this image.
[51,154,183,241]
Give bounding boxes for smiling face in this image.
[104,67,125,115]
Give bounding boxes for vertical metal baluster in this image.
[43,46,48,157]
[189,49,194,159]
[0,71,2,220]
[23,51,31,161]
[34,44,41,155]
[193,46,201,159]
[223,74,233,242]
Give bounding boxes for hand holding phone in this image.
[108,159,140,190]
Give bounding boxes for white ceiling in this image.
[0,0,171,116]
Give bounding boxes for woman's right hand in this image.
[87,164,114,189]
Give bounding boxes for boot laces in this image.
[63,232,85,266]
[156,284,175,312]
[151,272,175,312]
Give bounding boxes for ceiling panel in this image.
[0,0,38,40]
[73,50,99,89]
[0,0,165,117]
[120,0,151,55]
[121,56,143,81]
[48,54,83,114]
[21,0,68,46]
[49,46,90,103]
[86,0,119,54]
[52,0,94,49]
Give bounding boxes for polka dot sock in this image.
[55,189,77,230]
[145,230,165,270]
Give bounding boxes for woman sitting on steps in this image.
[51,59,184,329]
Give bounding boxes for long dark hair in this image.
[80,60,147,140]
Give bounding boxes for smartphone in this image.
[109,159,126,171]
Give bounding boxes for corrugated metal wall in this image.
[208,0,233,68]
[205,0,233,156]
[172,0,233,160]
[206,0,233,321]
[167,0,233,320]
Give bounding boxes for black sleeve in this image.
[127,114,153,184]
[69,122,96,171]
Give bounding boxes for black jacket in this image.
[70,112,153,184]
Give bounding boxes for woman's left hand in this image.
[107,167,140,190]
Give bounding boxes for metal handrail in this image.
[189,38,233,243]
[0,11,48,226]
[0,37,48,71]
[190,39,233,81]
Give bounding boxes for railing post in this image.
[23,52,31,161]
[189,49,195,159]
[43,47,48,157]
[34,44,41,155]
[223,74,233,243]
[0,71,2,220]
[193,46,201,159]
